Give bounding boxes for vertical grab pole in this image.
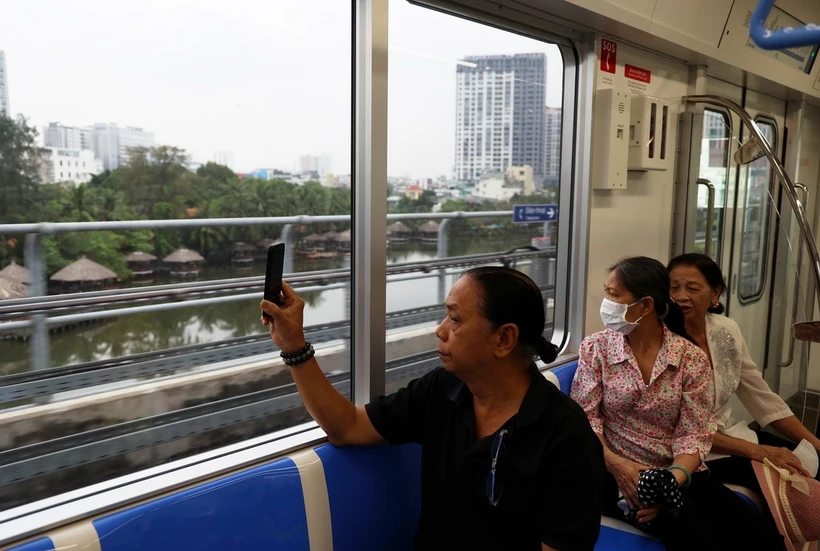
[697,178,715,257]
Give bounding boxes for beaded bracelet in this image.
[280,341,315,367]
[667,464,692,487]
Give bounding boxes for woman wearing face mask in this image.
[570,256,786,551]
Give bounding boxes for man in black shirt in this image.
[262,267,605,550]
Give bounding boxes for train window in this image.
[697,109,731,263]
[738,118,777,302]
[0,0,352,510]
[385,1,567,391]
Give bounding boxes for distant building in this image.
[0,51,9,115]
[298,155,331,177]
[39,148,103,184]
[474,165,534,201]
[91,123,155,170]
[544,107,561,188]
[405,185,425,200]
[43,123,93,151]
[213,151,234,169]
[455,53,547,184]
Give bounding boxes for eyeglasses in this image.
[485,428,508,507]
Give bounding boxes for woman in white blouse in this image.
[667,253,820,489]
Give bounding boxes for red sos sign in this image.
[600,39,617,74]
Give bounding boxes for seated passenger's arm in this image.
[286,355,385,446]
[569,339,604,436]
[769,416,820,451]
[710,430,758,458]
[570,338,645,507]
[537,418,605,551]
[261,286,383,447]
[735,336,794,428]
[671,347,715,473]
[542,544,558,551]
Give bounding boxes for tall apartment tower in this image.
[454,53,546,184]
[0,51,10,115]
[543,107,562,188]
[91,123,155,170]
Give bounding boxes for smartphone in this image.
[262,243,285,320]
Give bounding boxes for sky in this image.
[1,0,563,179]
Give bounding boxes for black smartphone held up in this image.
[262,243,285,320]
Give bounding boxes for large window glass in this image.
[385,1,565,391]
[696,109,730,262]
[738,118,777,302]
[0,0,351,510]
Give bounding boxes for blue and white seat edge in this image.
[1,362,762,551]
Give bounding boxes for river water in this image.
[0,235,547,375]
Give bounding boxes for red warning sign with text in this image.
[600,39,616,74]
[625,64,651,83]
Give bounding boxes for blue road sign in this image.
[513,204,558,223]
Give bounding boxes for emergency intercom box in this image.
[628,96,672,171]
[592,87,631,190]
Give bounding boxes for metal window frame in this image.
[737,115,778,305]
[0,0,587,540]
[394,0,582,354]
[352,0,388,403]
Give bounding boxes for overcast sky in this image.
[1,0,563,179]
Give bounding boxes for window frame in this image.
[0,0,583,539]
[737,115,778,305]
[405,0,580,357]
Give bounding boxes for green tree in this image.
[0,114,41,224]
[196,162,236,185]
[121,146,190,217]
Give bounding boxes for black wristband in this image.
[280,341,311,359]
[281,342,315,366]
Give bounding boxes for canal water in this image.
[0,234,547,375]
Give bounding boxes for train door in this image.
[677,81,785,373]
[726,91,786,369]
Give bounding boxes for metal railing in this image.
[0,210,554,375]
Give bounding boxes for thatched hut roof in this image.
[163,248,205,263]
[51,257,118,282]
[335,229,351,242]
[256,238,277,249]
[387,221,411,233]
[417,221,440,233]
[323,231,339,240]
[232,242,256,252]
[124,251,157,262]
[0,275,26,300]
[302,233,326,242]
[0,261,29,284]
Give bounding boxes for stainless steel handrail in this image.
[779,183,809,367]
[697,178,716,257]
[684,95,820,315]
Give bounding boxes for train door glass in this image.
[695,109,731,263]
[738,119,776,302]
[726,91,785,378]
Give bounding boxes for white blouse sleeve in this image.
[735,335,793,427]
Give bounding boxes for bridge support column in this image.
[437,219,450,304]
[280,224,295,275]
[26,233,51,377]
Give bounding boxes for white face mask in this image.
[600,298,644,335]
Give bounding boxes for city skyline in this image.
[1,0,562,179]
